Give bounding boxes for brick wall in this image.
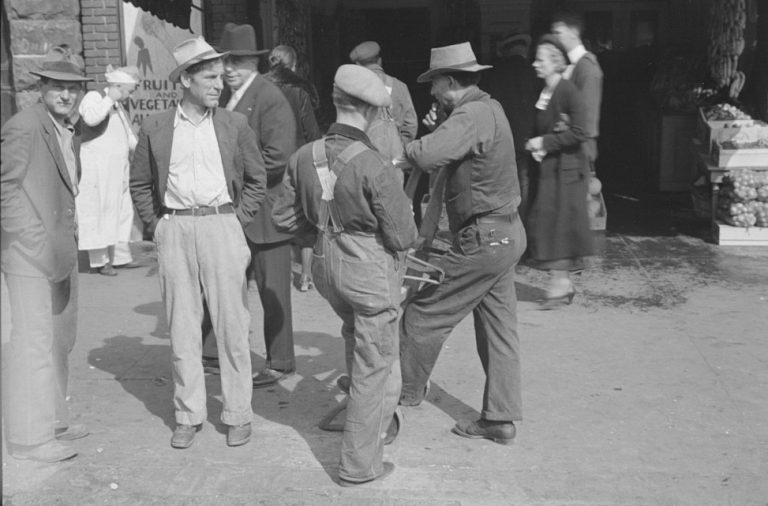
[80,0,122,90]
[4,0,83,109]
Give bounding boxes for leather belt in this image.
[164,203,234,216]
[471,213,517,225]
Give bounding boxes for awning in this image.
[124,0,193,30]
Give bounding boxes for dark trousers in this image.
[400,217,526,421]
[250,239,295,371]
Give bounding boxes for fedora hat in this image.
[497,31,532,52]
[30,46,92,82]
[217,23,269,57]
[417,42,492,83]
[169,37,228,83]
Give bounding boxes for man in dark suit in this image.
[130,37,266,449]
[216,23,300,389]
[552,10,604,173]
[1,47,92,462]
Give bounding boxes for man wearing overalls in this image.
[272,64,417,486]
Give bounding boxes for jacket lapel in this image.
[213,109,235,183]
[149,110,176,192]
[37,105,75,195]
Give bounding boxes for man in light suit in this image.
[216,23,300,389]
[1,47,92,463]
[130,37,266,449]
[552,10,604,173]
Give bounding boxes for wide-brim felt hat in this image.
[217,23,269,56]
[30,46,92,82]
[536,34,570,64]
[498,32,532,51]
[417,42,492,83]
[169,37,228,83]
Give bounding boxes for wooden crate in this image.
[697,107,754,152]
[712,144,768,168]
[714,221,768,245]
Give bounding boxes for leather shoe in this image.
[12,440,77,463]
[339,462,395,487]
[252,368,294,388]
[171,424,201,449]
[55,424,89,441]
[96,264,117,276]
[398,380,430,407]
[227,423,251,447]
[451,419,516,445]
[336,375,350,394]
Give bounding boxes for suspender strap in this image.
[311,139,368,233]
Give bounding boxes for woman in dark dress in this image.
[525,35,592,309]
[265,45,322,292]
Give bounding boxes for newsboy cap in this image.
[349,41,380,63]
[333,64,391,107]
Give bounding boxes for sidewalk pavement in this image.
[2,205,768,505]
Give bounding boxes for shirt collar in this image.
[231,72,258,103]
[327,122,375,149]
[568,44,587,64]
[454,86,490,109]
[47,111,74,135]
[174,103,213,127]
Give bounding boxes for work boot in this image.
[451,418,516,445]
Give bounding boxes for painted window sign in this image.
[120,2,204,128]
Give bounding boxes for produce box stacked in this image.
[717,170,768,228]
[697,104,754,152]
[699,104,768,167]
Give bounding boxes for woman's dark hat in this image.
[217,23,269,56]
[536,34,570,64]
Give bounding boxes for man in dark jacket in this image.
[552,10,604,172]
[399,42,526,446]
[216,24,300,388]
[272,64,417,486]
[1,48,92,462]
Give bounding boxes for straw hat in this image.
[169,37,228,83]
[417,42,492,83]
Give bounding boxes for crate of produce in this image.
[697,104,753,152]
[713,144,768,167]
[714,221,768,245]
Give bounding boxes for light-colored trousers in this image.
[154,213,253,426]
[312,231,403,482]
[2,267,78,447]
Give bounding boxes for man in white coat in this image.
[77,65,140,276]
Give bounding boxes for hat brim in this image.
[225,48,270,56]
[169,49,230,82]
[416,63,493,83]
[30,70,93,82]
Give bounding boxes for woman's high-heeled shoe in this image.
[537,289,575,310]
[299,276,313,292]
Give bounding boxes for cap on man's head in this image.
[334,64,391,107]
[30,45,92,82]
[349,41,381,63]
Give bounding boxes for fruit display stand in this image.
[692,139,768,245]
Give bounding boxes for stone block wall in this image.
[81,0,123,90]
[4,0,83,109]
